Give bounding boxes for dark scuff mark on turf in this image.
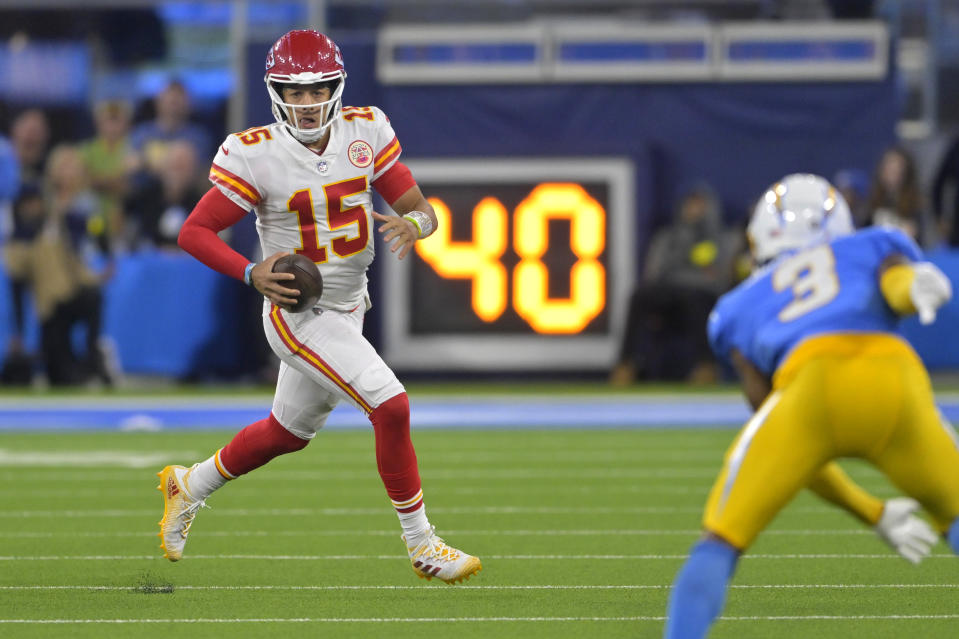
[132,572,174,594]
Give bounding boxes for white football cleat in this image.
[404,526,482,584]
[156,465,207,562]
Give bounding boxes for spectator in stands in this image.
[2,110,50,385]
[25,146,115,386]
[865,145,936,247]
[10,109,50,189]
[0,134,18,238]
[6,109,53,328]
[3,185,49,386]
[47,145,112,267]
[129,80,212,180]
[833,167,870,228]
[79,99,134,250]
[0,134,26,384]
[931,134,959,247]
[125,140,205,249]
[610,183,733,386]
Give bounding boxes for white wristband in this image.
[243,262,255,286]
[402,210,434,239]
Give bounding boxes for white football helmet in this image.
[748,173,854,265]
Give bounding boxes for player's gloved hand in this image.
[910,262,953,325]
[874,497,938,564]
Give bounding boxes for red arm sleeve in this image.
[372,161,416,206]
[178,187,252,281]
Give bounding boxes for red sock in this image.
[369,393,422,508]
[218,413,309,477]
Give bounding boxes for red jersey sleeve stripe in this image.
[373,138,402,172]
[210,163,261,205]
[210,172,257,206]
[374,136,400,162]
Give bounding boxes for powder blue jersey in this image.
[708,227,923,376]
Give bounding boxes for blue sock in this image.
[664,538,740,639]
[948,517,959,554]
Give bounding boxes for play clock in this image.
[382,158,635,371]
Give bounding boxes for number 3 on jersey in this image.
[772,244,840,322]
[287,177,370,263]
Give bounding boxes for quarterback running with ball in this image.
[157,29,481,584]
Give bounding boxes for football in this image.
[272,253,323,313]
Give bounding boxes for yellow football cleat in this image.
[404,526,482,585]
[156,465,207,562]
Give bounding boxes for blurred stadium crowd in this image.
[0,0,958,388]
[0,82,213,386]
[610,141,959,386]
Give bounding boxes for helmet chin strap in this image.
[266,77,345,144]
[286,120,329,143]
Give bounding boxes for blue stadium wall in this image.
[3,33,958,377]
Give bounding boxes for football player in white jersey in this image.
[156,29,481,585]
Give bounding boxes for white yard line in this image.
[0,505,869,517]
[0,449,724,465]
[1,614,959,624]
[7,483,905,498]
[0,528,876,538]
[0,553,954,561]
[0,449,199,468]
[723,615,959,620]
[1,584,957,591]
[0,467,891,483]
[0,468,726,480]
[0,485,716,498]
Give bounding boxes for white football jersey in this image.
[209,106,403,312]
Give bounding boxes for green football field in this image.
[0,422,957,638]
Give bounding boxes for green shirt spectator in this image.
[78,100,134,246]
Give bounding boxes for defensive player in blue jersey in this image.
[664,174,958,639]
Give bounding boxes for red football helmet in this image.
[264,30,347,143]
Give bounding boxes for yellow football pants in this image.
[703,334,959,549]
